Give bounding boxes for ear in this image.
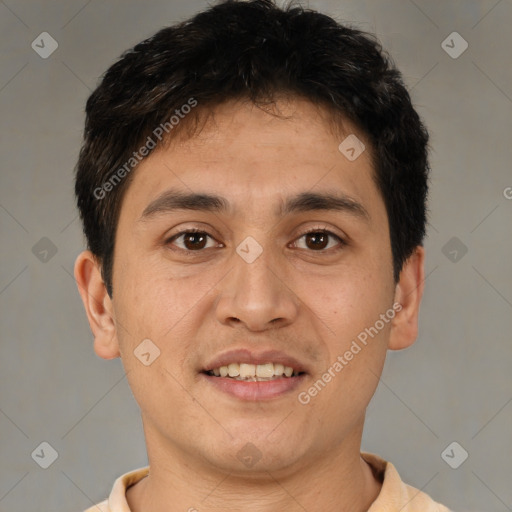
[388,246,425,351]
[74,250,120,359]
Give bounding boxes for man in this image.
[74,0,451,510]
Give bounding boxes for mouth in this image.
[200,349,309,400]
[203,362,304,381]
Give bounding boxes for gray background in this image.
[0,1,511,511]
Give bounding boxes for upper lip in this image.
[202,348,309,374]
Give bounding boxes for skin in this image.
[75,96,425,512]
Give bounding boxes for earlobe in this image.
[388,246,425,351]
[74,251,120,360]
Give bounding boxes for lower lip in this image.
[200,373,307,401]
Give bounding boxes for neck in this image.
[127,423,381,512]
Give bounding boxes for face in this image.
[77,97,422,475]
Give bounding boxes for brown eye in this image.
[169,230,218,251]
[305,232,329,250]
[182,232,208,250]
[294,230,344,251]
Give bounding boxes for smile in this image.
[206,362,302,380]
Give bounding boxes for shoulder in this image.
[362,452,452,512]
[400,479,452,512]
[83,499,110,512]
[82,466,150,512]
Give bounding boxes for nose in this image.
[214,244,300,331]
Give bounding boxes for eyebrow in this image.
[139,188,370,222]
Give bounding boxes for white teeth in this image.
[208,362,299,379]
[256,363,274,378]
[273,363,284,376]
[228,363,239,377]
[239,363,256,378]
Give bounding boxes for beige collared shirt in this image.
[84,452,451,512]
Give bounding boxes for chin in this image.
[200,431,308,475]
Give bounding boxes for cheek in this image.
[305,265,392,330]
[112,250,223,371]
[301,265,393,391]
[305,292,391,437]
[111,259,207,426]
[114,250,182,329]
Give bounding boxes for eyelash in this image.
[166,227,346,254]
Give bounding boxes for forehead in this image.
[168,96,360,157]
[119,96,382,222]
